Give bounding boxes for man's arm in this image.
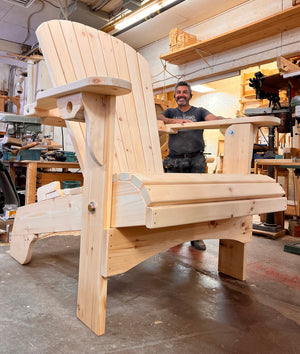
[205,113,224,121]
[157,113,191,125]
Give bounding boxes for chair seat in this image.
[112,173,286,228]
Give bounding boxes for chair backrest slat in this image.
[98,29,143,171]
[138,54,165,172]
[37,20,163,174]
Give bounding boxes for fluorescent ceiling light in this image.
[191,84,215,93]
[115,0,178,31]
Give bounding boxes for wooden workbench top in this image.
[255,159,300,167]
[3,160,81,169]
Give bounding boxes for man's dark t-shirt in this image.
[162,106,211,156]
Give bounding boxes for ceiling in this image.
[0,0,248,67]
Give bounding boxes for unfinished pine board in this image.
[141,183,284,206]
[66,121,86,169]
[219,240,247,280]
[103,216,252,277]
[146,198,287,229]
[119,172,277,188]
[111,181,146,227]
[73,22,97,78]
[46,189,65,199]
[11,193,82,235]
[103,31,141,172]
[111,176,285,228]
[9,193,82,264]
[76,92,116,335]
[218,121,255,280]
[252,227,287,239]
[37,181,60,201]
[125,45,155,172]
[163,116,281,134]
[36,21,67,86]
[35,77,132,111]
[223,123,256,174]
[138,54,164,173]
[63,186,82,195]
[160,5,300,65]
[61,21,87,80]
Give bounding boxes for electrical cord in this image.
[22,0,45,45]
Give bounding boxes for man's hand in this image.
[205,113,224,121]
[172,118,191,125]
[157,114,191,125]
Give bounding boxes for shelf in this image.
[260,73,291,92]
[160,5,300,66]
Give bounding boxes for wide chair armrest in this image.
[34,76,132,111]
[164,116,281,134]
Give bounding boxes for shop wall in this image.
[139,0,300,92]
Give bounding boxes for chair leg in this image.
[77,245,108,336]
[75,93,115,336]
[9,233,38,265]
[218,240,247,280]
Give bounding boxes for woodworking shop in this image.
[0,0,299,352]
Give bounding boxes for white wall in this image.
[139,0,299,92]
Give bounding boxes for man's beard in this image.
[176,97,188,106]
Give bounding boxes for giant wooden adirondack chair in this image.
[9,20,286,336]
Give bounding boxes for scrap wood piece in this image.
[277,56,300,73]
[37,181,61,201]
[46,189,65,199]
[46,187,82,200]
[64,186,82,195]
[169,28,199,53]
[0,136,23,147]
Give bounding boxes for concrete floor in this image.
[0,233,299,354]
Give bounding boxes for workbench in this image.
[0,218,14,243]
[254,158,300,216]
[3,160,82,204]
